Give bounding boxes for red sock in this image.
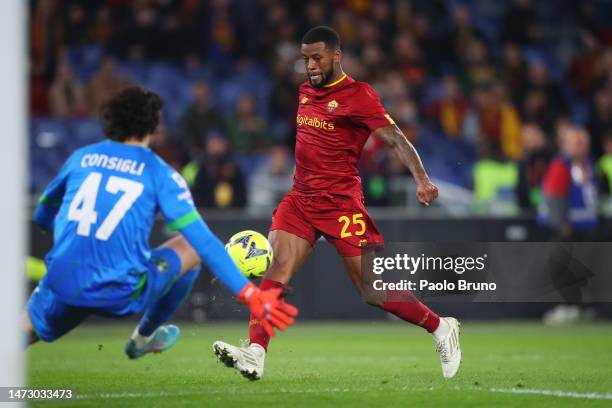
[249,278,286,351]
[381,290,440,333]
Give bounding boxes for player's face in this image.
[301,42,339,88]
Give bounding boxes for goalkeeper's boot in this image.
[124,325,180,360]
[434,317,461,379]
[213,340,265,381]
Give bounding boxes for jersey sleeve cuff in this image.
[166,209,201,231]
[38,194,62,207]
[367,115,396,132]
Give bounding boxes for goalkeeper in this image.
[23,87,297,358]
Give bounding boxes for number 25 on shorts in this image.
[338,213,366,238]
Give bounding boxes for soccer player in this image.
[213,26,461,380]
[24,87,297,357]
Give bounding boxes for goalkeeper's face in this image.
[301,42,340,89]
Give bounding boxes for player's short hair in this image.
[102,86,163,142]
[302,26,341,50]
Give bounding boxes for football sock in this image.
[131,327,154,348]
[137,266,200,337]
[249,278,285,351]
[381,290,440,333]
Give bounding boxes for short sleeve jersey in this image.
[293,75,394,196]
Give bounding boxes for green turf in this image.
[27,322,612,407]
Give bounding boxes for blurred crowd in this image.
[28,0,612,228]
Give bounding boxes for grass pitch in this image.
[28,322,612,407]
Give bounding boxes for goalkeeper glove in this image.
[237,283,298,337]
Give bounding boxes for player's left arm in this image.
[33,153,75,231]
[375,124,438,205]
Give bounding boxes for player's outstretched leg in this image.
[433,317,461,378]
[125,267,200,359]
[343,256,462,379]
[211,275,281,380]
[213,230,312,380]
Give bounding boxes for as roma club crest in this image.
[327,99,339,112]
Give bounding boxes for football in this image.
[225,230,273,278]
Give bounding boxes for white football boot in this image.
[213,340,265,381]
[434,317,462,379]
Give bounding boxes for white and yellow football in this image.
[225,230,273,278]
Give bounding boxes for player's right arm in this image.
[375,124,438,205]
[154,162,297,335]
[33,153,76,231]
[350,83,438,206]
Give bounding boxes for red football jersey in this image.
[293,75,394,196]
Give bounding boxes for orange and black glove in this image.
[237,283,298,337]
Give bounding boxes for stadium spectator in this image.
[586,89,612,159]
[539,126,598,240]
[522,88,563,140]
[521,61,568,132]
[410,13,440,75]
[595,49,612,92]
[499,43,528,104]
[362,44,390,84]
[463,83,522,160]
[568,30,602,99]
[150,122,182,171]
[472,141,519,214]
[596,131,612,200]
[227,93,272,154]
[361,135,392,207]
[500,0,542,46]
[426,75,470,139]
[179,80,227,158]
[49,60,87,118]
[121,5,159,60]
[30,56,51,117]
[30,0,62,82]
[269,56,299,143]
[441,4,485,67]
[517,124,553,211]
[387,95,418,143]
[62,3,89,46]
[87,57,129,114]
[392,31,427,96]
[370,1,395,51]
[459,38,497,94]
[248,145,294,211]
[191,133,246,209]
[299,1,328,39]
[204,0,241,61]
[89,5,113,46]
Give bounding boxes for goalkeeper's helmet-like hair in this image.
[102,86,163,142]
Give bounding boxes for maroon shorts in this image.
[270,192,384,257]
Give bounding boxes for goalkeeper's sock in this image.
[137,266,200,337]
[131,327,154,348]
[381,290,440,333]
[249,278,285,351]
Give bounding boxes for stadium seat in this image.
[69,119,103,148]
[67,45,104,81]
[32,119,69,148]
